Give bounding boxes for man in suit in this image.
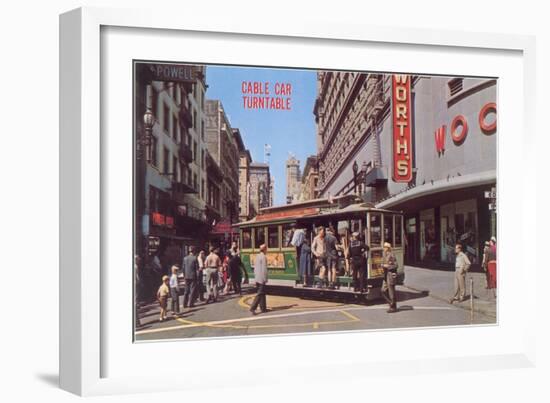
[250,244,268,315]
[183,246,199,308]
[450,243,471,303]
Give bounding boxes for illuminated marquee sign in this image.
[392,75,413,182]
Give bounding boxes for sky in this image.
[204,65,317,206]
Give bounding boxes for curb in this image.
[403,284,496,318]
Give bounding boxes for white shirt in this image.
[169,273,179,289]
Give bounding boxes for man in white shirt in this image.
[250,244,268,315]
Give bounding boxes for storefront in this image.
[375,75,497,270]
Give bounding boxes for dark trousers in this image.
[170,288,180,313]
[381,270,397,308]
[194,274,204,302]
[250,283,267,312]
[183,281,197,308]
[231,276,242,294]
[351,258,366,291]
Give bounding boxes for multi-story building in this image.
[205,100,240,225]
[235,128,254,222]
[299,155,319,201]
[249,162,272,212]
[134,63,209,265]
[285,154,302,204]
[314,71,497,268]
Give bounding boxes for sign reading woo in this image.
[392,75,413,182]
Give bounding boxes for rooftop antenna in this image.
[264,143,272,165]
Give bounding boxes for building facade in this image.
[285,154,302,204]
[204,100,240,225]
[249,162,273,212]
[314,72,497,268]
[135,63,210,268]
[236,130,254,222]
[299,155,319,201]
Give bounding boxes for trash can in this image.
[487,260,497,289]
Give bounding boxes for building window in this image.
[448,78,463,96]
[201,179,205,200]
[172,156,177,178]
[193,173,198,191]
[187,168,192,186]
[201,122,205,140]
[193,110,197,132]
[151,136,158,167]
[172,114,177,140]
[163,147,169,174]
[163,103,170,134]
[151,86,159,117]
[193,141,198,163]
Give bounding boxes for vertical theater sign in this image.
[392,75,413,182]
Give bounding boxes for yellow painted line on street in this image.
[237,295,350,311]
[340,310,360,321]
[313,323,319,329]
[135,304,455,336]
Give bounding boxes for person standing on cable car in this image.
[349,232,369,292]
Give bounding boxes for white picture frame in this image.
[60,6,537,396]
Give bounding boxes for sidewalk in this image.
[403,265,497,318]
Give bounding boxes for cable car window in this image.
[282,223,296,247]
[384,214,394,245]
[268,226,280,249]
[394,215,403,247]
[370,213,382,246]
[242,228,252,249]
[254,227,266,249]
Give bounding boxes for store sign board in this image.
[392,75,413,182]
[146,64,196,83]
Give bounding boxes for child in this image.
[169,265,180,315]
[157,275,170,322]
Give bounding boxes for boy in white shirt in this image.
[169,265,180,315]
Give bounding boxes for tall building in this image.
[313,71,497,268]
[134,63,210,262]
[249,162,272,212]
[234,128,254,222]
[300,155,319,201]
[204,100,240,225]
[285,154,302,204]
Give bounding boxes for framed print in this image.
[60,6,536,396]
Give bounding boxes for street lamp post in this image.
[352,160,358,195]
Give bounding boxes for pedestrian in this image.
[183,247,198,309]
[250,244,269,315]
[312,226,328,288]
[169,265,180,315]
[489,236,497,261]
[204,246,221,303]
[156,275,170,322]
[195,250,206,303]
[450,243,471,303]
[228,250,246,295]
[481,241,491,289]
[134,255,142,327]
[325,225,340,289]
[299,237,312,286]
[349,232,369,292]
[222,254,233,295]
[291,227,305,270]
[381,242,398,313]
[150,252,163,298]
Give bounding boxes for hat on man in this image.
[352,232,359,237]
[162,275,169,281]
[490,236,497,243]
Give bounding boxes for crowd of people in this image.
[291,224,399,313]
[135,241,249,323]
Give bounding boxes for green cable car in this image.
[236,195,405,301]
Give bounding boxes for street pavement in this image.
[135,266,496,341]
[403,265,497,317]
